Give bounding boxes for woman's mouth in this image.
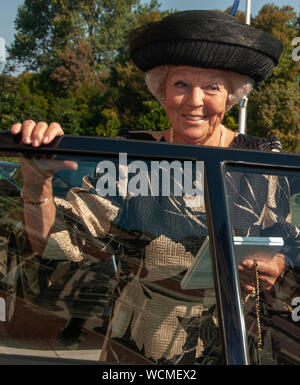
[183,114,209,122]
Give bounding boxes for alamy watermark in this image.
[292,37,300,62]
[0,37,6,62]
[292,297,300,322]
[95,153,205,208]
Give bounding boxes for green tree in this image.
[49,38,102,94]
[247,79,300,153]
[252,4,300,82]
[9,0,161,72]
[6,2,299,146]
[246,4,300,152]
[136,100,171,131]
[225,4,300,150]
[0,72,49,128]
[4,0,167,137]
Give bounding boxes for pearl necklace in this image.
[168,125,227,147]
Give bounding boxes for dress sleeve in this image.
[42,175,125,262]
[258,173,300,270]
[268,136,282,153]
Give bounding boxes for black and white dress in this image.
[41,130,298,365]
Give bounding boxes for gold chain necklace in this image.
[242,260,262,365]
[219,125,226,147]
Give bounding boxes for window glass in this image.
[0,152,223,365]
[224,166,300,365]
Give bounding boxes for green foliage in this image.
[136,100,171,131]
[8,0,161,72]
[245,3,300,152]
[247,79,300,153]
[223,105,240,132]
[96,108,121,137]
[0,73,49,128]
[1,1,299,153]
[224,3,300,151]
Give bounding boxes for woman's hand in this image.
[11,120,64,147]
[238,253,285,293]
[10,120,77,193]
[10,120,75,254]
[11,120,65,190]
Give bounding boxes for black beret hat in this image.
[129,10,283,82]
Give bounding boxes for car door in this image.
[0,131,299,366]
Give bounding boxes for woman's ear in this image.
[225,102,232,112]
[224,95,231,112]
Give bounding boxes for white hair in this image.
[145,65,254,111]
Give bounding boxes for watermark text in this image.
[0,37,5,62]
[292,37,300,62]
[95,153,205,208]
[292,297,300,322]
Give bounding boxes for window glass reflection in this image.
[0,153,223,365]
[224,168,300,365]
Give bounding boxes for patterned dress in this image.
[40,131,299,364]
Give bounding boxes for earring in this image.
[162,96,166,102]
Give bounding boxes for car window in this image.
[0,160,19,180]
[223,165,300,365]
[0,150,224,365]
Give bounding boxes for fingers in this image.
[26,121,47,146]
[10,120,64,146]
[61,160,78,170]
[20,157,78,185]
[43,122,64,144]
[11,122,22,135]
[240,282,255,294]
[33,159,78,173]
[238,264,255,293]
[238,255,284,292]
[11,120,36,144]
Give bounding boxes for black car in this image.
[0,161,19,179]
[0,131,299,366]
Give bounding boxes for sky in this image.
[0,0,299,52]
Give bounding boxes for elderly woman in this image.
[11,11,291,364]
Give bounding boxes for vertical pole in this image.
[238,0,251,134]
[245,0,251,24]
[230,0,240,16]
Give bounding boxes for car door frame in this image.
[1,131,300,365]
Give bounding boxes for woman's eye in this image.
[174,81,188,88]
[205,84,220,92]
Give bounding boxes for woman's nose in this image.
[187,87,204,107]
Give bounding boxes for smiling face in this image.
[164,66,231,146]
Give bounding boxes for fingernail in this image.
[43,136,49,143]
[24,137,31,144]
[33,139,39,147]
